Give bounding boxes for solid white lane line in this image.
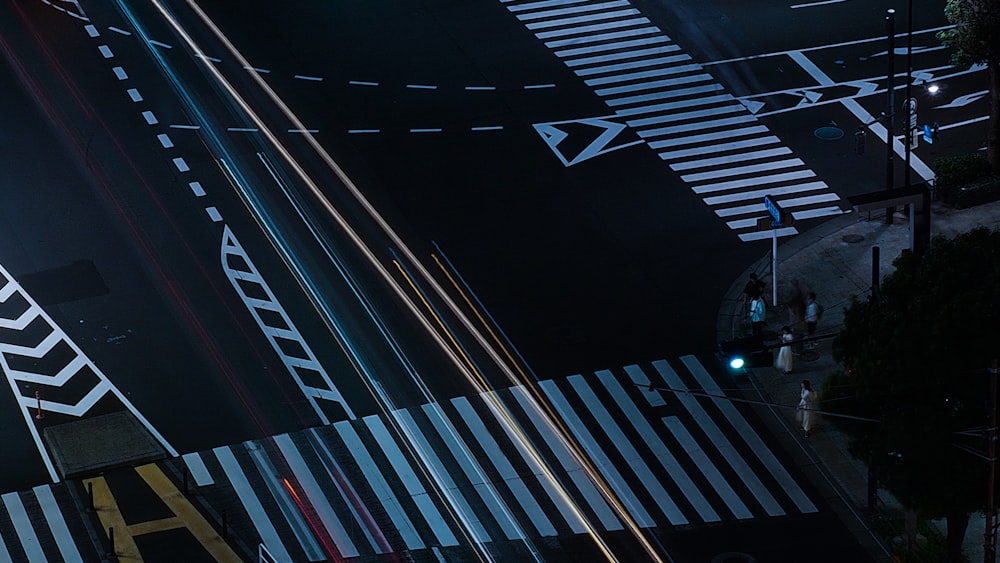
[567,375,688,525]
[596,370,719,522]
[539,379,656,528]
[651,360,784,516]
[509,386,624,531]
[452,397,557,537]
[365,416,459,547]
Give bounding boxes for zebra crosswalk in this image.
[505,0,844,241]
[0,484,96,562]
[189,355,818,561]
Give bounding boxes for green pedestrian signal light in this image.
[720,335,773,370]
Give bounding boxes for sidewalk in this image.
[717,198,1000,562]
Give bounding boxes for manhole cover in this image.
[814,126,844,140]
[843,234,864,243]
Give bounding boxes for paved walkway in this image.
[717,198,1000,562]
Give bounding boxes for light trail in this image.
[159,1,669,559]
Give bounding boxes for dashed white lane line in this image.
[84,24,99,37]
[142,110,158,125]
[465,86,496,91]
[410,128,443,133]
[194,53,222,63]
[406,84,438,90]
[112,66,127,80]
[228,127,259,132]
[156,133,174,148]
[288,129,319,134]
[169,124,201,129]
[244,65,271,74]
[294,74,323,81]
[126,88,143,102]
[108,25,131,35]
[348,129,381,134]
[348,80,380,86]
[149,39,172,49]
[471,126,504,131]
[524,83,556,89]
[172,157,190,172]
[205,207,223,222]
[98,44,113,58]
[189,181,206,197]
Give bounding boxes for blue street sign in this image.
[763,195,784,226]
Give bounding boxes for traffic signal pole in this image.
[885,9,896,225]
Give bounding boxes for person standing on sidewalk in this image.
[776,326,794,374]
[749,295,766,336]
[798,380,817,437]
[804,292,820,348]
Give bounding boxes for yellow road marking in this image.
[83,476,142,562]
[135,464,242,562]
[127,516,184,536]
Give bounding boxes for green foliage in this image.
[934,153,1000,208]
[832,228,1000,519]
[938,0,1000,67]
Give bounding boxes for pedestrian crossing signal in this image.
[923,122,939,143]
[720,335,773,370]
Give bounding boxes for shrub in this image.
[934,153,1000,208]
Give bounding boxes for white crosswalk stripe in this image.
[503,0,845,240]
[0,485,96,562]
[199,356,817,558]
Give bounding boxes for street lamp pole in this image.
[885,9,896,225]
[904,0,913,190]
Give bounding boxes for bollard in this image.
[221,510,228,539]
[182,467,188,495]
[87,481,94,512]
[34,391,44,420]
[108,526,116,559]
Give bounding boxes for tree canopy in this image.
[828,227,1000,559]
[938,0,1000,172]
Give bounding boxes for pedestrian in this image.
[797,380,817,436]
[776,326,794,374]
[805,292,820,348]
[749,295,766,336]
[743,273,765,301]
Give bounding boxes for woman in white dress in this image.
[775,326,794,374]
[798,380,817,436]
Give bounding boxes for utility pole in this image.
[904,0,913,190]
[885,9,896,225]
[986,358,998,563]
